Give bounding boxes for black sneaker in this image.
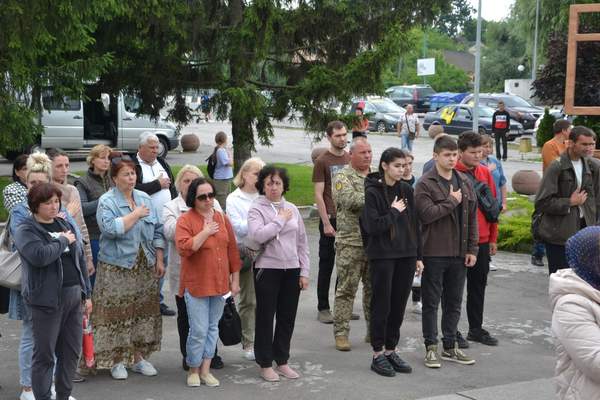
[371,354,396,377]
[160,304,176,316]
[385,351,412,373]
[182,357,189,371]
[456,331,469,349]
[467,329,499,346]
[210,355,224,369]
[531,256,544,267]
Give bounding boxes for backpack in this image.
[465,173,501,223]
[205,147,217,179]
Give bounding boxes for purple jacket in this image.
[247,195,310,277]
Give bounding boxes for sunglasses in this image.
[110,155,132,165]
[196,192,216,201]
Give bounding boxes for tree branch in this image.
[245,79,296,90]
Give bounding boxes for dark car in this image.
[350,97,406,133]
[385,85,436,113]
[460,93,543,133]
[423,104,524,141]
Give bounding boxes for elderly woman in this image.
[163,165,223,371]
[550,226,600,400]
[93,155,165,380]
[3,154,29,212]
[175,177,240,388]
[46,148,94,276]
[247,165,309,382]
[14,182,91,400]
[226,157,265,361]
[9,152,82,400]
[74,145,112,286]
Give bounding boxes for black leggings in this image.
[369,258,416,352]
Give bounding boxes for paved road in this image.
[0,219,556,400]
[0,121,543,193]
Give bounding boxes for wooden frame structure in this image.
[565,3,600,115]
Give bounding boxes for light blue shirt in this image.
[481,156,506,207]
[213,147,233,180]
[97,187,165,269]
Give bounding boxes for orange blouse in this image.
[175,209,241,297]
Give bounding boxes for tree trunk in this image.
[231,111,253,172]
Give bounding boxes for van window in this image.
[124,95,141,113]
[42,91,80,111]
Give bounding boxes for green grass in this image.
[497,193,534,253]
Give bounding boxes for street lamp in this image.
[472,0,482,132]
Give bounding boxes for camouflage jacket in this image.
[332,164,371,246]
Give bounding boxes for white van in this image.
[34,88,179,158]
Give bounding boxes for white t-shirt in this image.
[571,159,585,218]
[400,113,419,136]
[137,154,172,221]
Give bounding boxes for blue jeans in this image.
[400,134,413,152]
[532,241,545,258]
[90,239,100,289]
[159,248,169,305]
[20,303,34,387]
[184,291,225,368]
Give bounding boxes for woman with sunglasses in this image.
[175,177,240,388]
[92,155,166,380]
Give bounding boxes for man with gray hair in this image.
[132,131,177,316]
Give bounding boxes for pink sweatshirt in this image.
[247,196,310,277]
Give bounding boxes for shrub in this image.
[497,194,534,253]
[536,108,555,149]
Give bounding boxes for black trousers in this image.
[545,243,568,275]
[421,257,466,350]
[317,218,336,311]
[494,131,508,160]
[370,258,416,352]
[175,295,189,358]
[254,268,301,368]
[466,243,490,334]
[31,286,82,400]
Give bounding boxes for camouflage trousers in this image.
[333,243,371,337]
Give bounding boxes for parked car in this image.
[350,97,406,133]
[460,93,543,133]
[423,104,524,141]
[6,86,180,160]
[533,108,573,134]
[429,92,468,111]
[385,84,436,113]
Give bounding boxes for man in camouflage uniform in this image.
[332,137,373,351]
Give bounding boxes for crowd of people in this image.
[0,118,598,399]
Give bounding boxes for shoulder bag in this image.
[0,217,22,289]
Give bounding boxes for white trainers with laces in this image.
[412,301,422,314]
[132,359,158,376]
[111,362,128,380]
[489,263,498,271]
[20,390,35,400]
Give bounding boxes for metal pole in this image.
[472,0,482,132]
[423,31,428,85]
[532,0,540,81]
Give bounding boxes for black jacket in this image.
[130,154,177,199]
[14,216,91,311]
[360,172,422,261]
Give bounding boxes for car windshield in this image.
[373,100,404,113]
[417,88,436,97]
[478,106,495,117]
[499,96,534,108]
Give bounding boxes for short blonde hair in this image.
[175,164,204,193]
[86,144,112,166]
[233,157,266,187]
[26,152,52,181]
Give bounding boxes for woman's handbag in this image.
[219,297,242,346]
[0,218,22,290]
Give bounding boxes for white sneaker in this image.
[243,349,255,361]
[20,390,35,400]
[489,263,498,271]
[51,384,56,400]
[111,362,128,380]
[412,301,422,314]
[131,359,158,376]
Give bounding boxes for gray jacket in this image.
[14,216,91,311]
[535,153,600,245]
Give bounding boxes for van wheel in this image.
[478,127,486,135]
[158,136,169,159]
[376,121,386,133]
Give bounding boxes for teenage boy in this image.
[455,132,499,347]
[535,126,600,275]
[313,121,351,323]
[415,135,479,368]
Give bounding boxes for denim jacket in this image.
[97,187,165,269]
